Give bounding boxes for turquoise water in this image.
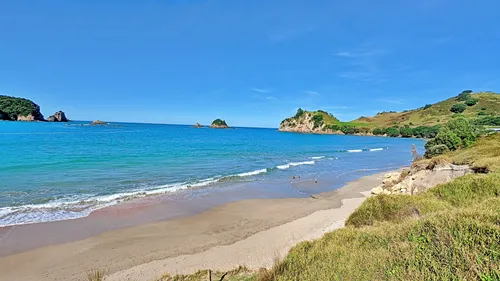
[0,121,424,226]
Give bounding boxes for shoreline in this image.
[0,169,397,281]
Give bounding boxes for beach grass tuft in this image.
[87,269,106,281]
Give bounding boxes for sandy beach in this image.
[0,170,390,281]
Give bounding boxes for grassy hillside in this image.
[280,91,500,136]
[354,91,500,127]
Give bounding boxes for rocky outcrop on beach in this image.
[90,120,108,126]
[47,111,68,122]
[210,119,230,128]
[372,162,473,195]
[279,110,373,136]
[193,123,204,128]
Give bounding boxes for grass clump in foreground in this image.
[259,173,500,281]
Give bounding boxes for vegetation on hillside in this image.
[0,95,44,120]
[280,91,500,138]
[211,119,229,127]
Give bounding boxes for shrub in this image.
[294,108,304,119]
[464,98,479,106]
[386,127,400,137]
[481,107,487,111]
[451,113,463,118]
[423,104,432,110]
[341,125,359,135]
[450,103,467,113]
[425,127,461,151]
[456,90,472,101]
[325,124,341,131]
[478,111,487,116]
[400,126,413,138]
[372,128,386,135]
[312,114,323,129]
[473,116,500,126]
[424,144,450,158]
[446,117,476,147]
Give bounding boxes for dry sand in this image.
[0,171,388,281]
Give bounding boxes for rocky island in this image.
[0,95,69,122]
[210,119,230,128]
[90,120,108,126]
[193,122,204,128]
[47,111,69,122]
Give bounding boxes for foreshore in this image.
[0,170,395,281]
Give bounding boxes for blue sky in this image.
[1,0,499,128]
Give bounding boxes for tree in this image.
[294,108,304,119]
[457,90,472,101]
[386,127,400,137]
[372,128,386,135]
[450,103,467,113]
[341,125,359,135]
[424,144,450,158]
[446,117,476,148]
[425,127,461,151]
[423,104,432,109]
[400,126,413,138]
[464,98,479,106]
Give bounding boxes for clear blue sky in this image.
[1,0,499,128]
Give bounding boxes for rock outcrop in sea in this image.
[90,120,108,126]
[193,123,204,128]
[210,119,230,128]
[47,111,69,122]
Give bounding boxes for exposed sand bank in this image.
[0,171,390,281]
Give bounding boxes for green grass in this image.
[280,92,500,132]
[448,133,500,172]
[258,173,500,281]
[353,92,500,127]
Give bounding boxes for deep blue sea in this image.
[0,121,425,226]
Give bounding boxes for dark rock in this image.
[47,111,68,122]
[193,123,204,128]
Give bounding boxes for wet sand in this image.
[0,170,390,281]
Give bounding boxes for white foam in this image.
[347,149,363,153]
[369,148,384,151]
[276,164,290,170]
[289,160,315,166]
[310,156,325,160]
[237,169,268,177]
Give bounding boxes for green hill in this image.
[279,91,500,137]
[0,95,44,121]
[354,91,500,127]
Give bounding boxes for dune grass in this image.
[449,133,500,172]
[258,172,500,281]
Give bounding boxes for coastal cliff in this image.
[279,109,372,136]
[0,95,70,122]
[0,95,44,121]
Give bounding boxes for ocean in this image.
[0,121,425,226]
